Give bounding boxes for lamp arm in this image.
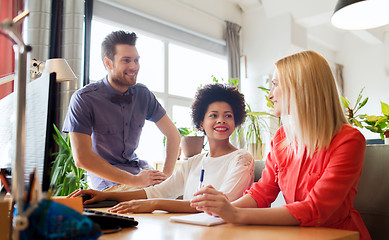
[0,11,30,51]
[0,10,32,238]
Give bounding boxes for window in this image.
[89,19,227,164]
[168,43,227,98]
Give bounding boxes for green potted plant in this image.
[340,88,389,143]
[50,125,88,196]
[238,86,278,160]
[340,87,368,128]
[238,104,272,159]
[361,101,389,143]
[163,126,205,159]
[179,127,205,159]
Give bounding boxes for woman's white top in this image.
[144,149,255,201]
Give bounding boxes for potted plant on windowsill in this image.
[178,127,205,160]
[233,103,273,160]
[163,126,205,160]
[361,101,389,144]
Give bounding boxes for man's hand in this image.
[134,169,167,188]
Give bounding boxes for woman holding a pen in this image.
[190,51,371,240]
[69,83,255,213]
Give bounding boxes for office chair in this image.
[354,144,389,240]
[254,160,266,182]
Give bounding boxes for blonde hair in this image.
[275,50,348,157]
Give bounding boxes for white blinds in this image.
[93,1,226,55]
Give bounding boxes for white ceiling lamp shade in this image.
[331,0,389,30]
[42,58,77,82]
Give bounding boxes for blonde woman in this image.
[191,51,371,240]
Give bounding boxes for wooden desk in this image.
[95,209,359,240]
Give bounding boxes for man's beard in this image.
[111,72,136,88]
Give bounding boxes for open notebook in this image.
[170,213,225,226]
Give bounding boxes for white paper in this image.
[170,213,225,226]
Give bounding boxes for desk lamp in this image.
[332,0,389,30]
[41,58,77,82]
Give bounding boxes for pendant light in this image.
[331,0,389,30]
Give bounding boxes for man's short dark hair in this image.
[191,83,246,131]
[101,30,137,62]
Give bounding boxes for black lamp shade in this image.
[332,0,389,30]
[333,0,365,14]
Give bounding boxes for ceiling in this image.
[228,0,389,52]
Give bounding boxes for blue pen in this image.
[199,168,205,190]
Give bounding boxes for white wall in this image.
[240,6,294,112]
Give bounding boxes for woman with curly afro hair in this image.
[191,83,247,132]
[69,83,254,214]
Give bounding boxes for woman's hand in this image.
[190,185,239,223]
[67,189,108,205]
[108,199,156,214]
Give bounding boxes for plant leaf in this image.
[53,184,62,196]
[60,176,70,196]
[50,166,62,186]
[381,101,389,116]
[258,86,270,93]
[364,126,381,133]
[67,176,78,195]
[178,127,192,136]
[228,78,239,86]
[356,97,368,112]
[51,124,88,196]
[364,115,381,123]
[379,132,385,140]
[352,119,363,128]
[354,87,365,109]
[340,96,350,109]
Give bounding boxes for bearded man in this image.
[63,31,180,191]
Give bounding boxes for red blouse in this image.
[246,125,371,240]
